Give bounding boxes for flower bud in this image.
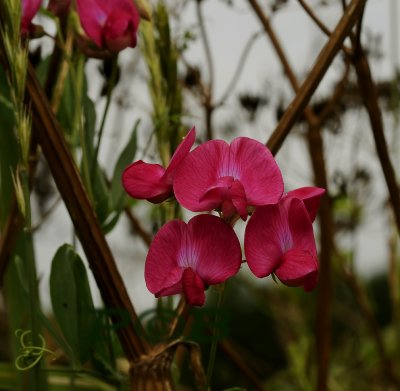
[76,0,140,52]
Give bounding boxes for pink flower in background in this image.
[145,214,242,306]
[21,0,42,34]
[174,137,283,220]
[244,196,321,291]
[76,0,140,52]
[122,127,195,203]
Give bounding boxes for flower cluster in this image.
[21,0,140,52]
[122,127,325,306]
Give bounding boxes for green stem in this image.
[71,55,94,202]
[19,167,46,390]
[204,282,227,391]
[90,57,118,187]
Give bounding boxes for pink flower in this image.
[145,214,242,306]
[21,0,42,34]
[122,127,196,203]
[76,0,140,52]
[173,137,284,220]
[244,194,323,291]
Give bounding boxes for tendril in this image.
[15,329,56,371]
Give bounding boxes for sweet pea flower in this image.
[244,191,324,291]
[76,0,140,52]
[122,127,196,203]
[21,0,42,35]
[145,214,242,306]
[174,137,284,220]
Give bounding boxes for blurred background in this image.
[1,0,400,390]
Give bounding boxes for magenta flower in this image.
[122,127,196,203]
[174,137,284,220]
[76,0,140,52]
[21,0,42,34]
[244,194,323,291]
[145,214,242,306]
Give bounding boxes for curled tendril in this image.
[15,329,56,371]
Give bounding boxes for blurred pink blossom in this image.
[76,0,140,52]
[21,0,42,34]
[145,214,242,306]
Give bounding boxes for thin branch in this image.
[216,30,263,107]
[263,0,367,155]
[196,0,214,97]
[196,0,215,140]
[0,200,22,286]
[248,0,299,90]
[297,0,352,56]
[246,2,361,390]
[351,47,400,235]
[124,207,153,248]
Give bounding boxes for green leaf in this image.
[50,244,97,364]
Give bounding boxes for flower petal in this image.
[103,11,136,51]
[122,160,172,203]
[231,180,247,220]
[182,268,205,306]
[286,187,325,222]
[174,140,229,212]
[184,215,242,285]
[76,0,107,47]
[230,137,283,206]
[164,126,196,182]
[145,220,185,295]
[76,0,139,50]
[21,0,42,34]
[244,203,289,278]
[275,249,318,291]
[286,198,318,257]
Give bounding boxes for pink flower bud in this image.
[122,127,196,203]
[76,0,140,52]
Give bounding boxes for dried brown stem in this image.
[0,200,22,286]
[305,123,334,391]
[124,207,153,248]
[297,0,352,56]
[351,48,400,235]
[25,63,149,362]
[262,0,367,155]
[245,2,358,389]
[196,0,214,140]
